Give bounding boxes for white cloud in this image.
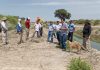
[29,1,100,6]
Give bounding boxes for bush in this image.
[68,58,92,70]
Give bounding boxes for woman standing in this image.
[32,19,41,38]
[83,20,91,50]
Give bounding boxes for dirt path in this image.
[0,29,100,70]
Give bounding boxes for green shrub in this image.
[68,58,92,70]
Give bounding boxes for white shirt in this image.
[18,22,22,27]
[35,23,41,31]
[1,21,8,31]
[56,23,62,31]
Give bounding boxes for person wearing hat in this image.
[1,17,8,45]
[16,18,24,44]
[25,17,30,40]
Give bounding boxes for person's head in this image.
[26,17,30,21]
[2,17,7,22]
[85,20,91,26]
[57,21,60,24]
[69,20,73,24]
[18,19,21,23]
[36,19,40,24]
[61,19,65,24]
[49,21,53,25]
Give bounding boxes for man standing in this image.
[68,20,75,42]
[47,21,54,43]
[25,17,30,40]
[60,19,68,50]
[16,19,23,44]
[1,17,8,45]
[56,21,62,45]
[83,20,91,50]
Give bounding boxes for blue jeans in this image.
[56,31,61,43]
[48,31,53,42]
[60,34,67,49]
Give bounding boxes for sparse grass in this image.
[68,58,93,70]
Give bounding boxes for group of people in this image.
[0,17,91,51]
[0,17,43,45]
[47,19,75,50]
[47,19,91,51]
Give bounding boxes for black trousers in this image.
[40,27,43,37]
[68,32,73,42]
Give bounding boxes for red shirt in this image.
[25,19,30,29]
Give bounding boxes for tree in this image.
[54,9,71,21]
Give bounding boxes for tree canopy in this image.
[54,9,71,21]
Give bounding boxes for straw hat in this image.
[2,17,7,21]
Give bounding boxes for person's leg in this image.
[86,37,91,50]
[32,31,36,38]
[51,31,53,43]
[18,32,23,44]
[40,27,43,37]
[56,32,59,41]
[62,34,67,49]
[56,31,60,44]
[37,31,40,38]
[18,32,21,44]
[47,31,50,42]
[27,29,30,39]
[70,32,73,42]
[2,31,6,44]
[26,28,28,40]
[83,37,86,48]
[41,27,43,36]
[60,35,63,48]
[68,32,70,41]
[5,32,8,44]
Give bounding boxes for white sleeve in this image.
[1,22,7,30]
[66,23,68,29]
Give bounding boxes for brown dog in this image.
[68,41,86,53]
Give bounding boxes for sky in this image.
[0,0,100,21]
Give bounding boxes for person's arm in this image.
[73,24,75,32]
[1,22,7,30]
[88,26,91,36]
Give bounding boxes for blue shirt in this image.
[68,23,75,32]
[48,23,54,31]
[16,23,22,32]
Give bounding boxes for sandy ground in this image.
[0,29,100,70]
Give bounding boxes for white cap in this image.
[28,17,30,20]
[18,19,21,22]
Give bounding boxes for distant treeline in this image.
[0,14,100,30]
[74,19,100,25]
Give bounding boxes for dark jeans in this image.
[68,32,73,42]
[40,27,43,37]
[60,34,67,49]
[56,31,61,43]
[48,31,53,42]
